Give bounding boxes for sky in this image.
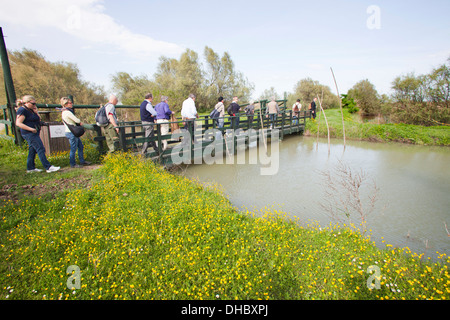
[0,0,449,101]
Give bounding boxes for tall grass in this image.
[306,109,450,146]
[1,152,448,300]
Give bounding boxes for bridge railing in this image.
[1,100,311,165]
[0,104,12,136]
[112,109,310,164]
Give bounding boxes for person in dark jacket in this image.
[228,96,241,131]
[244,100,255,127]
[310,98,317,119]
[140,93,158,155]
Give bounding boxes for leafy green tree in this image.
[259,87,280,101]
[0,48,105,105]
[426,57,449,108]
[347,79,381,115]
[391,73,427,103]
[112,47,254,112]
[175,49,204,99]
[203,47,228,98]
[111,72,156,105]
[390,57,449,125]
[203,46,253,106]
[390,66,448,106]
[289,78,339,109]
[152,49,205,110]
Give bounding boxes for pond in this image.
[185,135,450,260]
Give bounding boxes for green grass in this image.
[0,143,448,300]
[306,109,450,146]
[0,135,101,188]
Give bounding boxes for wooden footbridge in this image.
[2,98,311,166]
[110,102,310,166]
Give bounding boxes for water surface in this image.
[185,135,450,259]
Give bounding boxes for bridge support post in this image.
[119,126,127,152]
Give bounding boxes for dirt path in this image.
[0,164,102,203]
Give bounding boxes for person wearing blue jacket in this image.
[154,95,173,151]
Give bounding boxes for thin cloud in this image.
[0,0,183,59]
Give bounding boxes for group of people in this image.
[292,97,318,122]
[95,93,177,155]
[212,95,314,131]
[15,95,92,173]
[97,93,313,155]
[14,92,316,172]
[139,93,175,154]
[213,95,282,130]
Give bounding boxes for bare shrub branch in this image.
[320,160,379,234]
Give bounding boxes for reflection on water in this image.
[185,135,450,259]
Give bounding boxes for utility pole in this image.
[0,27,22,145]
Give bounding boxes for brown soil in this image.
[0,165,101,203]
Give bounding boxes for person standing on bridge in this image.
[155,95,173,151]
[228,96,241,132]
[244,99,255,128]
[265,96,280,129]
[181,94,198,143]
[292,99,301,125]
[309,98,317,120]
[102,94,120,153]
[214,96,225,129]
[140,93,158,155]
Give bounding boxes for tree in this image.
[203,46,253,106]
[152,49,204,110]
[259,87,280,101]
[111,72,155,105]
[390,68,449,106]
[203,47,230,99]
[391,73,427,103]
[0,48,105,105]
[175,49,204,100]
[289,78,339,109]
[426,57,450,108]
[112,47,254,112]
[389,57,450,125]
[347,79,381,115]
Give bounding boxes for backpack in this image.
[209,108,220,120]
[95,104,109,126]
[244,105,254,116]
[227,104,234,116]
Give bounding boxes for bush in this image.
[389,102,450,126]
[341,94,359,114]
